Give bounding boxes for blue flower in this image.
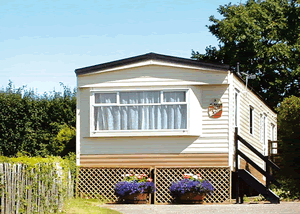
[169,179,214,198]
[115,181,156,197]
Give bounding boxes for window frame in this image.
[234,89,240,128]
[90,88,190,136]
[271,123,276,141]
[249,106,254,135]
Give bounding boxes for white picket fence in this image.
[0,162,74,214]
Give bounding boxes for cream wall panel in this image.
[182,85,230,153]
[76,89,81,166]
[79,85,230,154]
[189,86,202,136]
[202,125,228,129]
[202,116,229,121]
[202,120,229,125]
[201,129,228,133]
[201,134,228,138]
[231,74,277,171]
[183,148,228,153]
[195,138,228,143]
[78,66,231,156]
[81,136,199,154]
[78,65,228,87]
[190,143,229,148]
[79,88,91,138]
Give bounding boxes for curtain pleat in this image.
[94,91,187,131]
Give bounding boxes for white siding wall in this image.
[78,65,228,87]
[231,74,277,170]
[182,85,229,153]
[77,65,230,156]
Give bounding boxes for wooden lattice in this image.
[77,167,231,204]
[77,167,151,201]
[155,167,231,204]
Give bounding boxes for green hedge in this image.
[277,95,300,196]
[0,81,76,157]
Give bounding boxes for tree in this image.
[0,82,76,157]
[277,96,300,195]
[50,125,76,156]
[192,0,300,108]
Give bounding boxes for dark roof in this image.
[75,52,230,75]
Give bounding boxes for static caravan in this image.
[75,53,279,203]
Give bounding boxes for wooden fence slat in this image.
[0,162,73,214]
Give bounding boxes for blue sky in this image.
[0,0,242,94]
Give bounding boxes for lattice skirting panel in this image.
[77,167,151,201]
[155,167,231,204]
[77,167,231,203]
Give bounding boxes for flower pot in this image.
[178,192,206,204]
[121,193,148,204]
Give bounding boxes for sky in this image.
[0,0,243,94]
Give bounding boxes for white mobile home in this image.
[75,53,278,203]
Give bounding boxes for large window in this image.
[93,90,187,131]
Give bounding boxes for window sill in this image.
[89,130,200,137]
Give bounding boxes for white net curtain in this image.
[94,91,187,131]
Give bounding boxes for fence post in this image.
[235,127,240,204]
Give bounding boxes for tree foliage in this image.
[277,96,300,194]
[52,125,76,156]
[192,0,300,107]
[0,81,76,157]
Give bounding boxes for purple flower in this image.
[115,181,155,197]
[169,179,214,198]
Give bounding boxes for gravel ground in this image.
[104,202,300,214]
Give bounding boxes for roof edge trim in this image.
[75,52,229,75]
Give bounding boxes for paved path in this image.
[104,202,300,214]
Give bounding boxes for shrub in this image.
[277,96,300,195]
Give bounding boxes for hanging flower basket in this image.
[170,173,214,204]
[114,173,155,204]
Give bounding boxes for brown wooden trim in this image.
[80,153,229,168]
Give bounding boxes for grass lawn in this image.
[61,198,121,214]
